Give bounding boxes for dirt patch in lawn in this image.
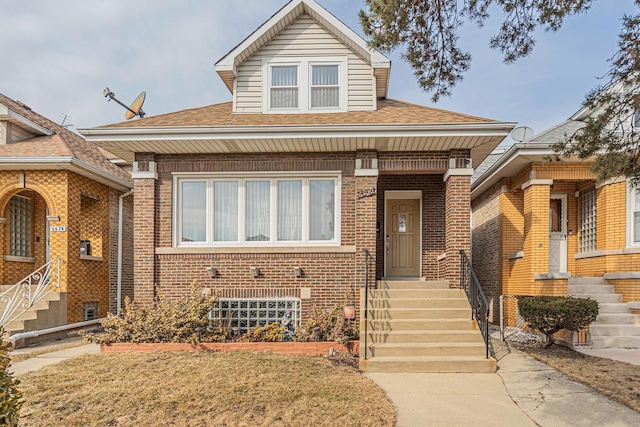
[514,343,640,413]
[18,351,394,427]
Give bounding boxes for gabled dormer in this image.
[215,0,390,114]
[0,100,53,145]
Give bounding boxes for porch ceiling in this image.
[80,123,514,169]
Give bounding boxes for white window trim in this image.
[626,179,640,247]
[173,171,342,248]
[262,56,347,114]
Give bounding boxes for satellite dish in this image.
[103,87,146,120]
[125,91,146,120]
[511,126,534,142]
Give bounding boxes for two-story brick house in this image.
[81,0,514,340]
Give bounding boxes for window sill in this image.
[3,255,35,263]
[80,255,103,262]
[156,246,356,255]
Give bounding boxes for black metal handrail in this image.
[363,249,370,360]
[459,250,490,359]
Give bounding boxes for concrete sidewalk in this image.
[10,338,100,376]
[368,349,640,427]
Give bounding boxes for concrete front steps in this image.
[568,277,640,349]
[359,279,495,373]
[0,287,64,336]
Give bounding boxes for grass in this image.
[17,351,395,427]
[516,343,640,413]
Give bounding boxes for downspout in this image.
[117,190,133,316]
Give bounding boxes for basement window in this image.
[209,297,301,334]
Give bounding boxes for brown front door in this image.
[385,198,420,277]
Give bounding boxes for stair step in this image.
[370,342,486,357]
[572,294,622,303]
[596,313,639,324]
[367,308,470,320]
[360,355,496,373]
[365,330,484,343]
[568,284,615,294]
[376,280,449,290]
[599,303,631,313]
[591,336,640,349]
[368,289,464,299]
[590,324,640,336]
[366,298,470,309]
[568,277,607,286]
[368,319,476,331]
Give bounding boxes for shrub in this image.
[294,304,359,345]
[518,296,599,348]
[242,323,286,342]
[0,328,22,426]
[82,283,227,345]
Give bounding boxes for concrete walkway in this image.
[368,348,640,427]
[10,338,100,376]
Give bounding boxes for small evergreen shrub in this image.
[241,323,286,342]
[294,304,359,345]
[518,296,599,348]
[0,328,22,426]
[82,283,226,345]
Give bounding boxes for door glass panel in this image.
[398,214,407,233]
[549,199,562,233]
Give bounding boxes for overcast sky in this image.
[1,0,637,143]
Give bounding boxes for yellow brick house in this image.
[0,92,133,341]
[472,109,640,348]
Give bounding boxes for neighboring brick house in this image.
[81,0,514,331]
[0,92,133,336]
[472,107,640,347]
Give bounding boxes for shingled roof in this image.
[99,98,497,129]
[0,92,132,186]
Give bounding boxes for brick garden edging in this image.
[100,340,359,356]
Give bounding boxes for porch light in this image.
[250,266,260,278]
[206,267,218,278]
[293,266,303,278]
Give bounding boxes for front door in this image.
[549,194,567,273]
[385,198,420,277]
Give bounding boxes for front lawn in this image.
[17,351,395,426]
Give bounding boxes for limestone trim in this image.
[521,179,553,190]
[443,168,473,182]
[603,272,640,280]
[508,251,524,260]
[80,255,104,262]
[534,272,571,280]
[575,247,640,259]
[156,245,357,255]
[3,255,36,263]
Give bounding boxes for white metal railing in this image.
[0,259,62,328]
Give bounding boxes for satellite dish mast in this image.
[103,87,146,120]
[511,126,534,142]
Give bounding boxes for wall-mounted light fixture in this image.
[250,266,260,278]
[206,267,218,278]
[293,266,303,278]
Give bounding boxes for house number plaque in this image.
[50,226,66,232]
[357,187,377,199]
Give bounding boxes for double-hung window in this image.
[175,173,341,246]
[627,180,640,246]
[10,195,31,257]
[264,56,346,113]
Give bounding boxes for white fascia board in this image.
[470,144,556,199]
[0,156,132,191]
[0,104,8,115]
[215,0,303,70]
[80,122,517,145]
[6,111,53,136]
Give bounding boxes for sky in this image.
[1,0,638,145]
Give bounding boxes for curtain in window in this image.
[214,181,238,242]
[277,180,302,241]
[181,182,206,242]
[246,181,270,241]
[311,65,339,108]
[271,66,298,109]
[309,180,334,240]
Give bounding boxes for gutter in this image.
[8,318,105,343]
[117,190,134,316]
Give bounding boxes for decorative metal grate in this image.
[210,297,301,334]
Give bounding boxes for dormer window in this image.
[263,56,346,113]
